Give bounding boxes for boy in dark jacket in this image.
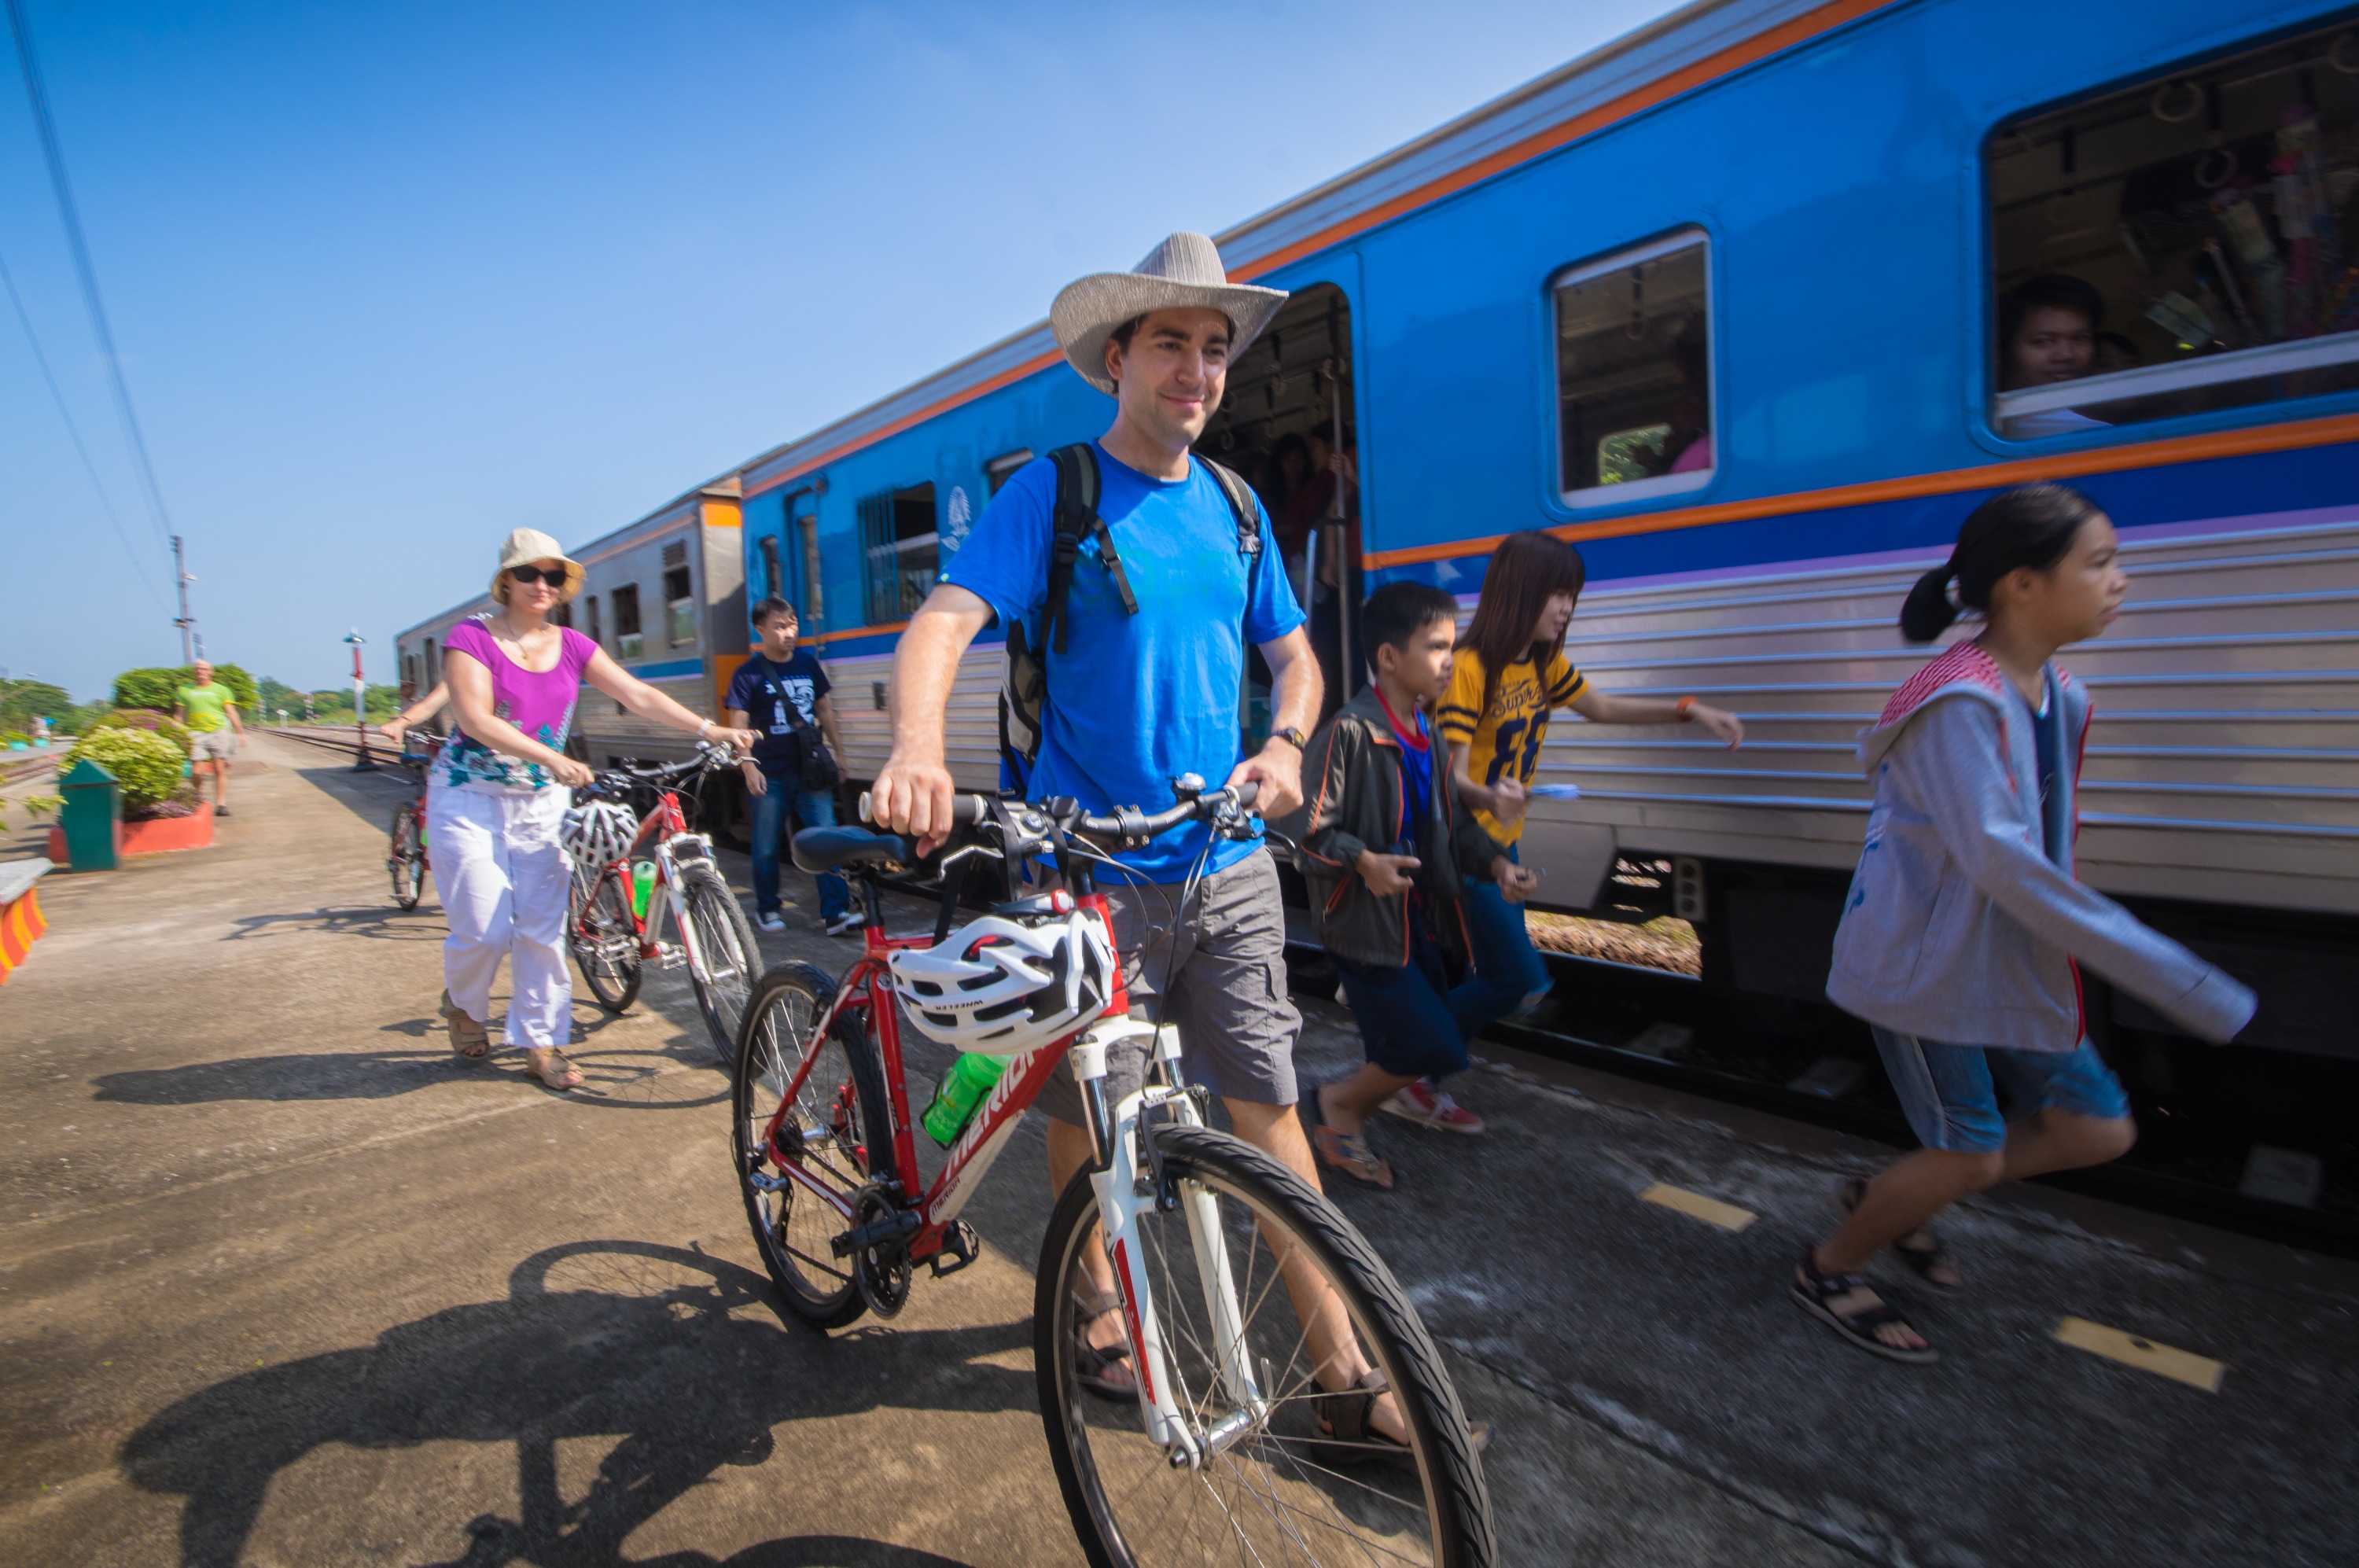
[1290,581,1500,1188]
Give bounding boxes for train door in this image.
[1196,281,1359,734]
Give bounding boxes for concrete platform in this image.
[0,734,2350,1566]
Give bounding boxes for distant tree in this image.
[0,679,72,732]
[112,664,260,711]
[255,675,304,716]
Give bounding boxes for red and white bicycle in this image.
[731,779,1493,1567]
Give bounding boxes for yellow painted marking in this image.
[1638,1183,1756,1231]
[2054,1317,2224,1393]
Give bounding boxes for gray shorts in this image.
[1032,848,1302,1125]
[189,729,235,761]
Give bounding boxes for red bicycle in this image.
[731,781,1492,1568]
[565,747,762,1064]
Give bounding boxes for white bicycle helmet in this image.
[889,905,1119,1058]
[561,800,640,874]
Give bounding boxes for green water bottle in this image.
[630,859,657,918]
[922,1052,1007,1146]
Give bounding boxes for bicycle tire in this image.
[679,859,762,1066]
[569,869,642,1013]
[388,803,425,912]
[1037,1123,1494,1568]
[733,963,896,1330]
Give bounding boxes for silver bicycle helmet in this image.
[888,905,1119,1058]
[561,800,640,874]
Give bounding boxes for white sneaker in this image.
[755,911,786,932]
[824,911,863,937]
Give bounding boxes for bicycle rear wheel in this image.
[734,964,896,1329]
[1038,1124,1493,1568]
[680,859,761,1066]
[569,870,642,1013]
[388,803,425,912]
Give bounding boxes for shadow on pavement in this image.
[226,905,444,942]
[120,1239,1028,1568]
[624,1540,974,1568]
[91,1040,729,1112]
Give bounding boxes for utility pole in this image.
[171,536,197,666]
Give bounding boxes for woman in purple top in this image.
[433,528,755,1089]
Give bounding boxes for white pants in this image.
[429,782,573,1049]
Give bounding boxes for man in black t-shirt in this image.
[724,598,853,933]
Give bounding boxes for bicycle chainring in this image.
[850,1184,913,1318]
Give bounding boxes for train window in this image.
[985,448,1033,495]
[613,583,643,660]
[585,597,602,649]
[552,601,572,630]
[663,543,694,646]
[1554,231,1713,506]
[858,482,938,624]
[1989,20,2359,439]
[759,535,783,602]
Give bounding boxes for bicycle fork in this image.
[1073,1021,1267,1470]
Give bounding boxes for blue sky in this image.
[0,0,1673,702]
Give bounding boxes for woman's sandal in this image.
[1312,1368,1494,1463]
[1791,1250,1938,1363]
[1309,1088,1394,1188]
[1072,1291,1138,1402]
[439,990,489,1061]
[527,1048,583,1091]
[1838,1176,1960,1290]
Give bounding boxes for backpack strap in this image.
[1043,443,1136,654]
[1196,455,1264,564]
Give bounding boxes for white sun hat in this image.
[1050,231,1289,396]
[491,527,585,604]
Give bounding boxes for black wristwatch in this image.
[1270,727,1308,752]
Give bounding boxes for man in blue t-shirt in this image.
[724,598,853,934]
[874,234,1417,1423]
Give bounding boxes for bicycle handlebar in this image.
[856,780,1260,845]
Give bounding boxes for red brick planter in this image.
[46,802,215,860]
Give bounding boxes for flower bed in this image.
[46,802,214,860]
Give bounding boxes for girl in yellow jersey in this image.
[1415,532,1743,1132]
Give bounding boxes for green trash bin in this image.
[58,757,123,872]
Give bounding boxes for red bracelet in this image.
[1676,696,1698,720]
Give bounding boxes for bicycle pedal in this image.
[656,942,687,970]
[929,1220,981,1278]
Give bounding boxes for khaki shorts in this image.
[189,729,236,761]
[1032,848,1302,1125]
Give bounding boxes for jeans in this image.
[1871,1025,2131,1154]
[749,773,848,920]
[1457,844,1554,1040]
[1334,924,1485,1081]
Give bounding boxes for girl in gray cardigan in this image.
[1794,484,2256,1362]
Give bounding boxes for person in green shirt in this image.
[173,661,246,816]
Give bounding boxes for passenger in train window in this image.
[724,598,852,936]
[1661,329,1710,476]
[1799,484,2257,1363]
[1292,582,1496,1187]
[1434,532,1743,1134]
[1997,274,2108,438]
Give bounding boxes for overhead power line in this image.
[0,243,168,613]
[5,0,178,552]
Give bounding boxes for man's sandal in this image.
[1838,1176,1960,1290]
[527,1048,583,1091]
[1791,1250,1937,1363]
[1309,1088,1394,1188]
[1072,1291,1137,1402]
[439,991,489,1061]
[1312,1369,1493,1463]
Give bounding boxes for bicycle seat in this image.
[792,826,917,874]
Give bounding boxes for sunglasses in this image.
[507,565,569,587]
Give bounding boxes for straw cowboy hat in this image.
[490,527,585,604]
[1051,232,1288,396]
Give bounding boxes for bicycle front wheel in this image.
[1039,1124,1493,1568]
[734,963,896,1330]
[679,859,761,1066]
[388,804,425,912]
[569,870,642,1013]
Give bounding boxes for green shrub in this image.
[111,664,259,712]
[91,708,193,756]
[64,726,189,810]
